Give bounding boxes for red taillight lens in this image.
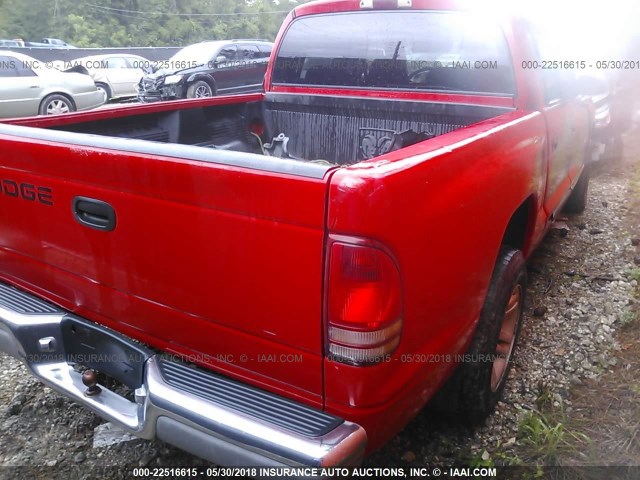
[326,241,403,365]
[249,121,265,137]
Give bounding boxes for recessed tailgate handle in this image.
[72,197,116,231]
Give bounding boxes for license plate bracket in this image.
[61,315,153,390]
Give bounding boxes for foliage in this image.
[627,268,640,282]
[619,309,637,326]
[0,0,308,47]
[518,410,567,460]
[468,450,495,468]
[517,405,590,465]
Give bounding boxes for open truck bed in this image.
[11,92,511,166]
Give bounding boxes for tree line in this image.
[0,0,309,47]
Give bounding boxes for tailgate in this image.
[0,125,331,405]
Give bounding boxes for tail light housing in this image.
[249,120,265,137]
[325,236,403,365]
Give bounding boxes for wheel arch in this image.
[38,92,77,112]
[186,74,217,94]
[94,81,112,97]
[501,195,536,256]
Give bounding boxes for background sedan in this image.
[0,51,106,118]
[68,54,148,101]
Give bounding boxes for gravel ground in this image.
[1,124,639,478]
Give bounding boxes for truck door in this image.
[540,70,591,215]
[523,22,592,216]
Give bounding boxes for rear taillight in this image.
[325,239,403,365]
[249,120,265,137]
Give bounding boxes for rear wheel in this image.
[95,82,112,101]
[38,94,75,115]
[435,247,526,424]
[186,80,213,99]
[563,166,590,214]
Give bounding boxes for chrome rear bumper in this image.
[0,283,366,466]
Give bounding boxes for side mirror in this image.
[215,55,227,65]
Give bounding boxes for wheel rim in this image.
[491,284,521,392]
[46,99,70,115]
[194,85,211,97]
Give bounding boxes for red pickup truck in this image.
[0,0,592,467]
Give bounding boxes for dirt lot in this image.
[1,121,639,479]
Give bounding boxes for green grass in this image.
[620,310,638,327]
[518,410,567,460]
[627,268,640,282]
[492,449,524,467]
[469,450,495,468]
[517,386,591,464]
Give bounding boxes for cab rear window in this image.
[272,11,515,95]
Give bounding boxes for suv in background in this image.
[137,39,272,102]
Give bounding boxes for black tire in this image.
[186,80,214,99]
[435,247,526,424]
[38,94,76,115]
[563,166,590,214]
[95,82,112,101]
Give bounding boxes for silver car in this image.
[0,51,106,118]
[66,54,148,101]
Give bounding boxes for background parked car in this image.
[0,50,106,118]
[66,54,149,101]
[41,38,73,47]
[0,39,20,47]
[565,73,630,163]
[138,39,272,102]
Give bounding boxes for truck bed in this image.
[34,94,512,165]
